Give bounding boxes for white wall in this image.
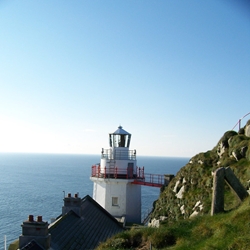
[91,177,141,223]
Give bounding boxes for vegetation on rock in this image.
[150,120,250,223]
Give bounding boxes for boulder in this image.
[245,124,250,137]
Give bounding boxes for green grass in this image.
[97,197,250,250]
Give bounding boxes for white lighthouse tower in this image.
[90,126,141,224]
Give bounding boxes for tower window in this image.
[112,197,118,206]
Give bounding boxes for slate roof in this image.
[48,195,124,250]
[20,240,44,250]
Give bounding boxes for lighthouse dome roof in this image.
[111,126,131,135]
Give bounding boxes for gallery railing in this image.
[91,165,165,187]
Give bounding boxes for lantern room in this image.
[109,126,131,148]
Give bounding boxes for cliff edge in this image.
[149,120,250,226]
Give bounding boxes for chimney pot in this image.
[37,216,43,222]
[68,193,71,197]
[75,193,78,198]
[28,215,34,222]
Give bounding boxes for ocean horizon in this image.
[0,153,189,249]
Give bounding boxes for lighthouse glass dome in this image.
[109,126,131,148]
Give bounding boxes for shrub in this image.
[150,227,176,248]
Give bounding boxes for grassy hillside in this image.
[150,120,250,223]
[97,196,250,249]
[97,120,250,249]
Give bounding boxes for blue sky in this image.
[0,0,249,157]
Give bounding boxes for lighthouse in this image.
[90,126,141,224]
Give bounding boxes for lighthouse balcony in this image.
[91,165,145,180]
[101,149,136,160]
[91,165,168,187]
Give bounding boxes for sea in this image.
[0,153,189,249]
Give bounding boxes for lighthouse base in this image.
[91,177,141,224]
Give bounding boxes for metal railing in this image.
[91,165,165,187]
[91,165,143,179]
[101,149,136,160]
[232,112,250,131]
[141,173,165,186]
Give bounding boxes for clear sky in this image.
[0,0,249,157]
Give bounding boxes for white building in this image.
[90,126,141,224]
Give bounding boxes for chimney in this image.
[62,193,82,216]
[19,215,51,249]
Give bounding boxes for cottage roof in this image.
[48,195,123,250]
[20,240,44,250]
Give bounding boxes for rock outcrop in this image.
[150,119,250,226]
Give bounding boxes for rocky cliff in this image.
[149,120,250,227]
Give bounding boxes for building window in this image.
[112,197,118,206]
